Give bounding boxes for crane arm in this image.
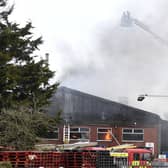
[133,18,168,46]
[121,11,168,46]
[137,94,168,101]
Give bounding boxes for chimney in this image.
[45,53,49,64]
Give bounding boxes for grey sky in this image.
[9,0,168,118]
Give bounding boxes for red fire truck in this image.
[83,144,153,168]
[109,148,152,168]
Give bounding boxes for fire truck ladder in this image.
[63,124,70,144]
[121,11,168,47]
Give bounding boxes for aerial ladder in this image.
[63,124,70,144]
[137,94,168,101]
[121,11,168,46]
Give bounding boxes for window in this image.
[142,153,151,161]
[70,127,90,140]
[43,127,59,139]
[122,128,144,141]
[97,128,112,141]
[133,153,140,161]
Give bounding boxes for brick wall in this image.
[41,124,159,156]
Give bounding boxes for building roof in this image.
[47,86,161,126]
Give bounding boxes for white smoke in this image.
[10,0,168,119]
[56,0,168,119]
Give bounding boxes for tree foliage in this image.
[0,0,60,150]
[0,109,61,150]
[0,110,36,150]
[0,0,59,112]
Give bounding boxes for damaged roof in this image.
[47,86,160,126]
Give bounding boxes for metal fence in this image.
[0,150,129,168]
[1,150,166,168]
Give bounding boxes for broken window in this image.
[97,128,112,141]
[70,127,90,140]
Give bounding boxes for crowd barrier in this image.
[0,150,133,168]
[0,150,99,168]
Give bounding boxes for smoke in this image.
[54,0,168,119]
[94,22,168,118]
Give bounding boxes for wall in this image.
[41,124,159,156]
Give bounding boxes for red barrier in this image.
[27,151,66,168]
[82,151,97,168]
[0,151,97,168]
[1,150,123,168]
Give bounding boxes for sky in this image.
[8,0,168,119]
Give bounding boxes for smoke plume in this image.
[55,0,168,119]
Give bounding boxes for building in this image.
[45,86,161,156]
[160,120,168,153]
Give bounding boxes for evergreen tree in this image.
[0,0,59,112]
[0,0,60,149]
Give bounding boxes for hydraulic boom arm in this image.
[121,11,168,46]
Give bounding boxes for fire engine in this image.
[57,123,153,167]
[83,144,153,168]
[109,148,152,168]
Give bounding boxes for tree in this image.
[0,0,60,149]
[0,109,36,150]
[0,0,59,112]
[0,109,62,150]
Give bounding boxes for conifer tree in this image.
[0,0,59,112]
[0,0,60,149]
